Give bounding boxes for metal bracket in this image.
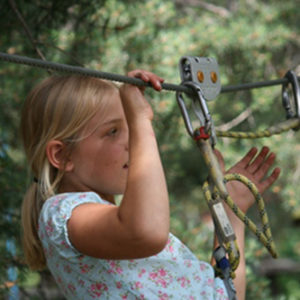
[210,199,235,243]
[179,56,221,101]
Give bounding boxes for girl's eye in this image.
[107,128,118,136]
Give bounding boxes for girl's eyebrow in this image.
[101,118,123,126]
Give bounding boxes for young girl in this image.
[20,70,280,300]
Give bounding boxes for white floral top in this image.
[38,192,228,299]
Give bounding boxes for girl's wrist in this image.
[128,118,154,134]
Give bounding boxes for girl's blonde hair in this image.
[20,75,118,270]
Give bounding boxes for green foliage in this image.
[0,0,299,298]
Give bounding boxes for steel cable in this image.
[1,52,299,94]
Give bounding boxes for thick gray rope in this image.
[0,52,299,94]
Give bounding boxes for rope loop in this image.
[202,172,278,276]
[223,173,277,258]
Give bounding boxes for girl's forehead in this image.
[101,89,123,118]
[85,90,124,130]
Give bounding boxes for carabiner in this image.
[176,89,195,138]
[213,246,237,300]
[282,70,300,122]
[183,81,212,132]
[176,81,217,146]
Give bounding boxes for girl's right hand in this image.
[119,70,164,124]
[214,147,280,213]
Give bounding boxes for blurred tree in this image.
[0,0,299,298]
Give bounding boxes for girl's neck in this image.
[58,178,116,204]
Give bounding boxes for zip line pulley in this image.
[175,56,299,300]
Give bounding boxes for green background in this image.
[0,0,299,299]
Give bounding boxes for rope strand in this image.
[216,118,300,138]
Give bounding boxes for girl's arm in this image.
[213,147,280,300]
[67,71,169,259]
[118,71,170,254]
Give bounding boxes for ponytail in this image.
[21,182,46,270]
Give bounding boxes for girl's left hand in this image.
[127,69,164,92]
[120,70,164,123]
[214,147,281,213]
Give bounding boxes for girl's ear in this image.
[46,140,74,172]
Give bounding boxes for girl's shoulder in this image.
[38,192,113,258]
[40,192,112,220]
[45,191,111,208]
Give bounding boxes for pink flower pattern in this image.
[39,192,228,299]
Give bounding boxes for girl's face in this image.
[63,88,129,197]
